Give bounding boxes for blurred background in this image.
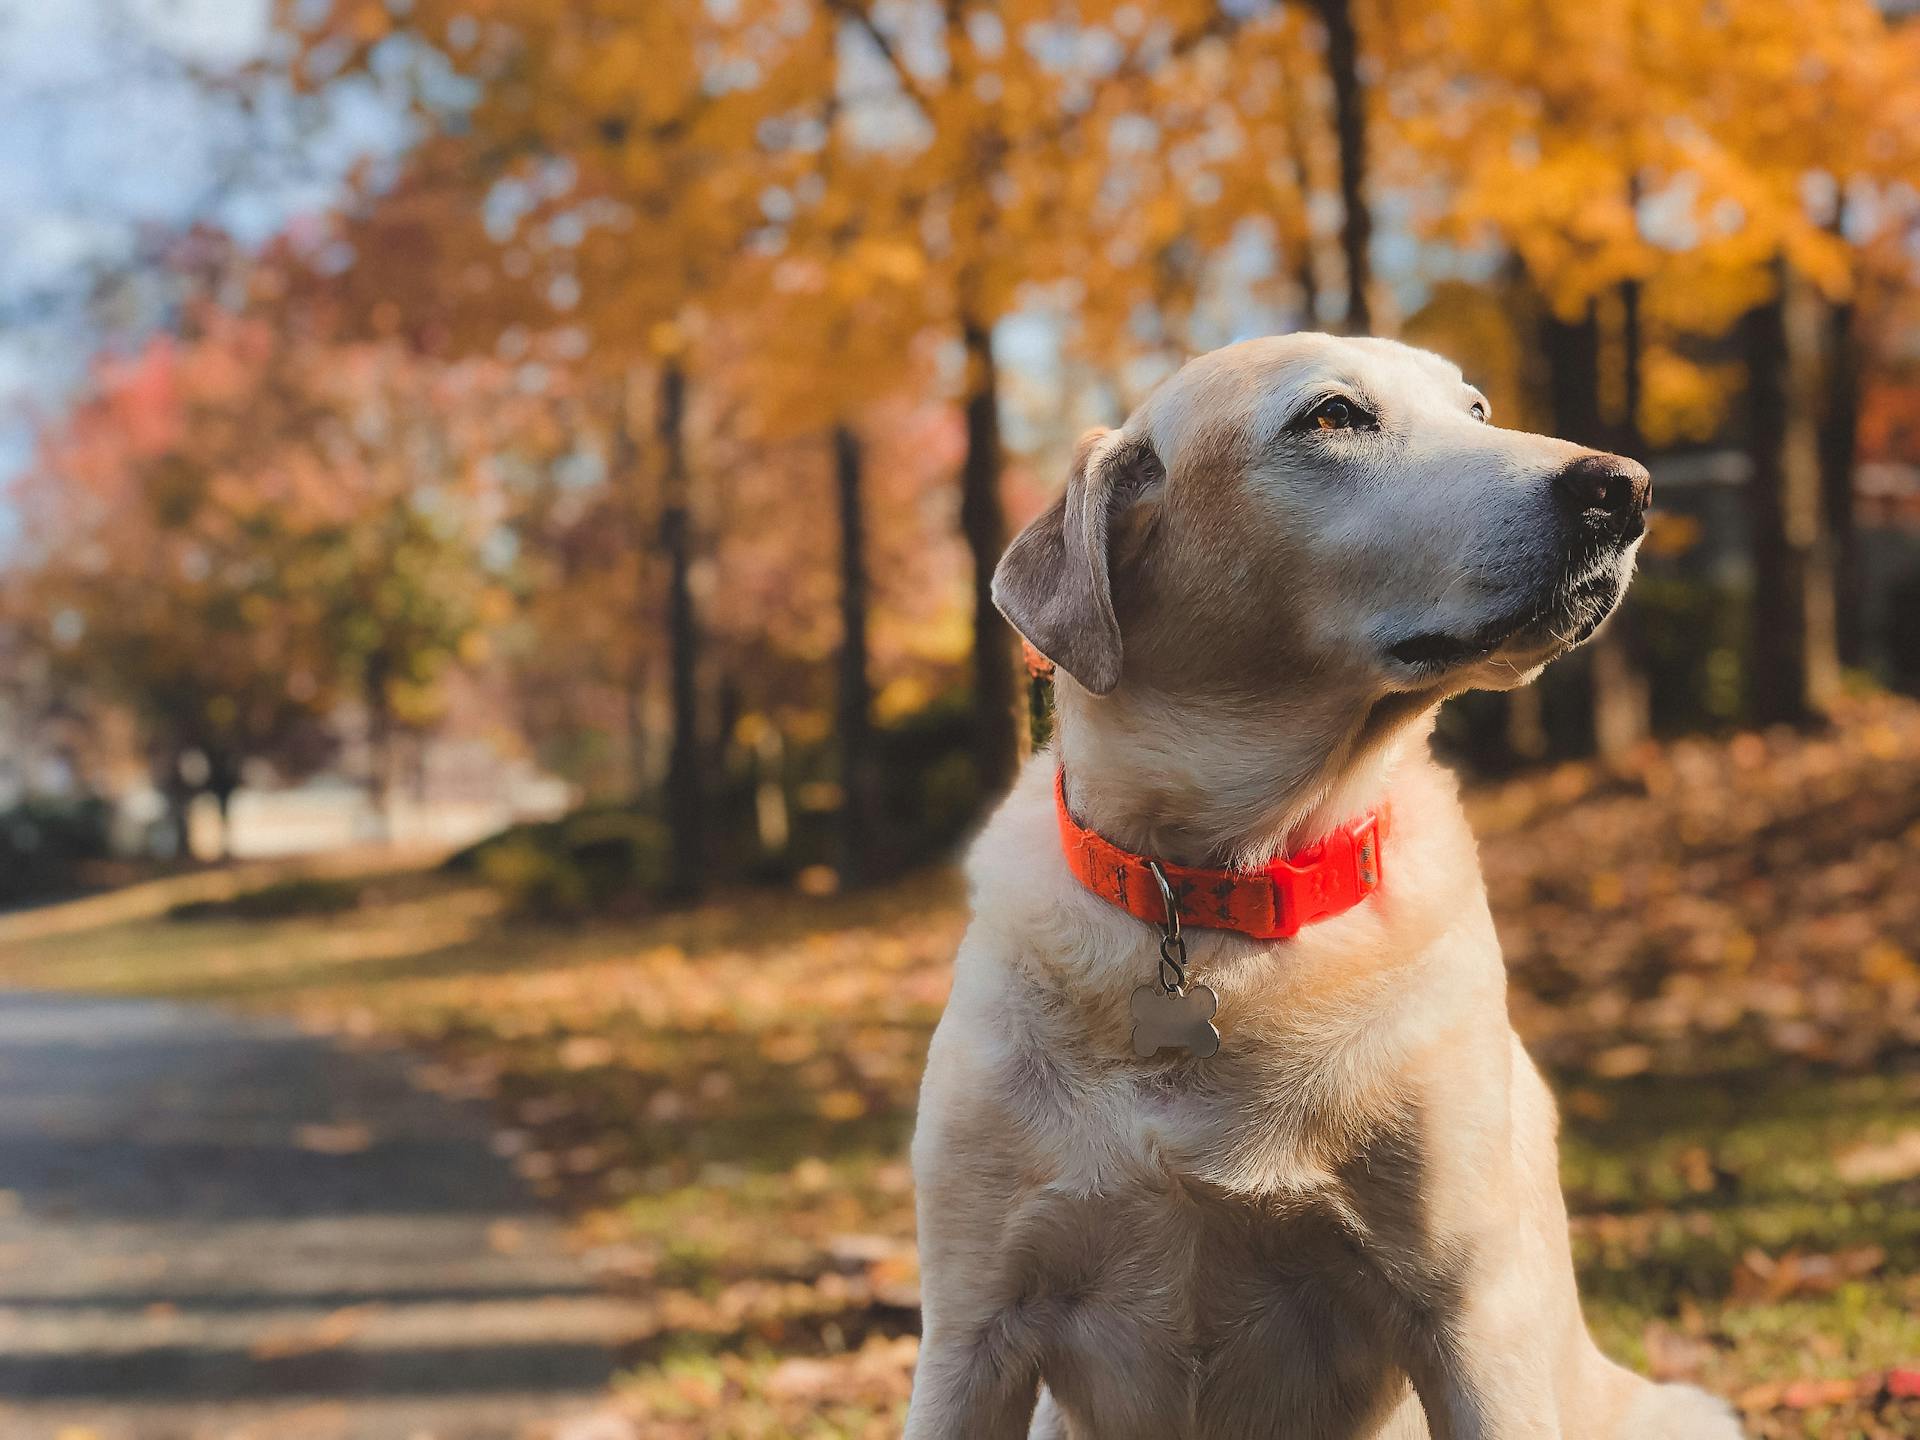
[1,0,1920,1437]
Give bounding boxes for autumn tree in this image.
[1698,0,1917,719]
[815,1,1283,790]
[282,0,832,894]
[1382,0,1915,739]
[716,212,940,879]
[11,261,513,855]
[11,314,329,853]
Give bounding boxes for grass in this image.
[5,701,1920,1437]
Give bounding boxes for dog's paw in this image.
[1621,1381,1745,1439]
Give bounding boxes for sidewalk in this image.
[0,992,641,1440]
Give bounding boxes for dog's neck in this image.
[1053,681,1438,870]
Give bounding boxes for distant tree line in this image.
[6,0,1920,900]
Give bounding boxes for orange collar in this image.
[1054,770,1385,942]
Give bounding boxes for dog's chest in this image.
[1004,1145,1414,1439]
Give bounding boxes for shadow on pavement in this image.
[0,992,642,1436]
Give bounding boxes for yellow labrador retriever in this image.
[904,335,1742,1439]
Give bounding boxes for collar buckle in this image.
[1267,813,1384,933]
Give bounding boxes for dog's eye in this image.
[1304,396,1369,432]
[1469,401,1489,423]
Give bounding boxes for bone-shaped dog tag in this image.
[1130,983,1221,1058]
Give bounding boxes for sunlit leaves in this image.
[7,255,530,791]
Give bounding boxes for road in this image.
[0,992,643,1440]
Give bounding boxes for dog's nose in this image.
[1552,453,1652,522]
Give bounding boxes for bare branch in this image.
[826,0,935,120]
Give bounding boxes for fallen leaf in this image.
[1834,1130,1920,1185]
[249,1304,383,1360]
[293,1122,372,1154]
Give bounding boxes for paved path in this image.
[0,993,643,1440]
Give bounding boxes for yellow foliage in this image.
[1641,349,1742,449]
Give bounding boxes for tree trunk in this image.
[1541,295,1649,759]
[1504,685,1548,762]
[751,724,790,856]
[1819,291,1862,667]
[1744,259,1840,724]
[207,752,241,863]
[1275,43,1326,326]
[156,749,195,862]
[833,422,881,886]
[1619,276,1644,447]
[1588,621,1650,760]
[210,788,234,862]
[1316,0,1372,335]
[622,671,649,800]
[611,371,652,800]
[1543,299,1603,443]
[960,318,1017,796]
[363,651,393,843]
[1591,276,1652,759]
[658,361,705,898]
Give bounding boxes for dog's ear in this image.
[992,427,1164,696]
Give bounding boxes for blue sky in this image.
[0,0,405,542]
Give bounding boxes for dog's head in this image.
[995,333,1649,708]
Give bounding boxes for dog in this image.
[903,334,1743,1439]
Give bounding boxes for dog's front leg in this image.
[902,1311,1042,1440]
[1400,1247,1564,1440]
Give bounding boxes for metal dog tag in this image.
[1130,982,1221,1059]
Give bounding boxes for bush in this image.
[168,876,366,921]
[873,693,983,867]
[451,807,672,919]
[0,797,113,908]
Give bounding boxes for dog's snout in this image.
[1552,453,1651,523]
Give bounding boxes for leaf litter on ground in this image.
[7,697,1920,1437]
